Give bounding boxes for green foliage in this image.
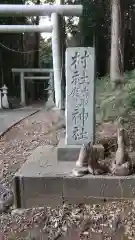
[39,38,52,67]
[0,0,27,92]
[96,71,135,121]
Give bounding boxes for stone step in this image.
[13,145,135,209]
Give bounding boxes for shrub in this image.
[96,71,135,121]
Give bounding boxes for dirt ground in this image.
[0,108,135,239]
[0,108,65,239]
[0,108,65,186]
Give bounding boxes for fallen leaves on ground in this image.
[0,108,135,239]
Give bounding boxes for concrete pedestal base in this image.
[13,145,135,209]
[57,138,104,162]
[57,138,81,161]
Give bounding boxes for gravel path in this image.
[0,107,39,138]
[0,108,65,186]
[0,108,134,240]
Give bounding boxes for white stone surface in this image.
[65,47,95,145]
[2,85,9,109]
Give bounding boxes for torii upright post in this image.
[51,0,65,110]
[51,13,62,109]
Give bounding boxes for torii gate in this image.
[0,4,83,109]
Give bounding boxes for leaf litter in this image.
[0,109,134,239]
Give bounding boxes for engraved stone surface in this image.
[65,47,95,145]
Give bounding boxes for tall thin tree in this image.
[110,0,125,88]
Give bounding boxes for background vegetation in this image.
[1,0,135,117]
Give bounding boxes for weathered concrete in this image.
[65,47,95,145]
[14,145,135,209]
[57,138,105,161]
[0,107,39,137]
[57,138,81,161]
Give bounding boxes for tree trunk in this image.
[110,0,124,88]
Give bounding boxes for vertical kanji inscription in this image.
[66,47,95,145]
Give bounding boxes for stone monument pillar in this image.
[57,47,96,161]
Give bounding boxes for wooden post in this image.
[20,72,26,106]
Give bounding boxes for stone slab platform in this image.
[14,145,135,209]
[57,138,81,161]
